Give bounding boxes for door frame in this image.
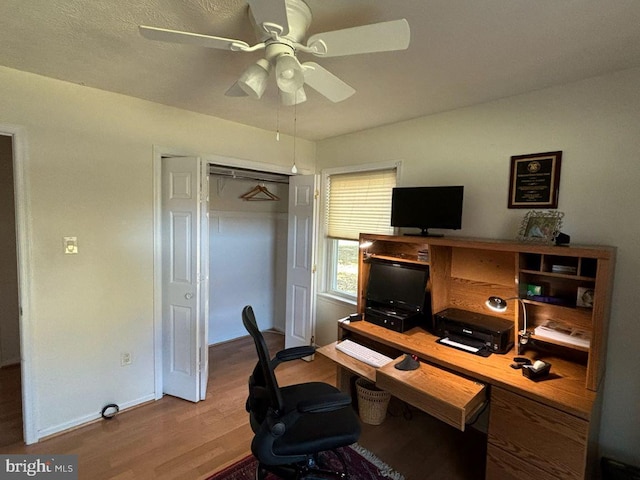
[1,123,37,444]
[152,145,308,398]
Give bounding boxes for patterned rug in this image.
[205,444,404,480]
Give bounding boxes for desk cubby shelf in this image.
[530,333,591,353]
[364,253,428,266]
[517,250,606,371]
[519,269,596,281]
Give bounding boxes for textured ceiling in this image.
[2,0,640,140]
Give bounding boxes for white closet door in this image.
[161,156,209,402]
[285,175,318,349]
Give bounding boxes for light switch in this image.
[64,236,78,254]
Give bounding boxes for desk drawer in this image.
[488,387,588,480]
[487,444,559,480]
[376,359,486,431]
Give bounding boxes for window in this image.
[327,238,360,296]
[323,167,397,299]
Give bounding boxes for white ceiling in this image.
[2,0,640,141]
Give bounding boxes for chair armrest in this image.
[274,346,316,362]
[261,392,352,438]
[297,392,352,414]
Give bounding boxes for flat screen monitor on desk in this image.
[391,185,464,237]
[365,259,431,331]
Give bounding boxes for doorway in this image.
[154,152,301,402]
[0,133,22,446]
[207,164,291,344]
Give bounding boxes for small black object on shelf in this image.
[555,232,570,246]
[510,357,532,369]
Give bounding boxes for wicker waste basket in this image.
[355,378,391,425]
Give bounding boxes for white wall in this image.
[316,67,640,466]
[208,177,289,344]
[315,296,354,347]
[0,65,315,440]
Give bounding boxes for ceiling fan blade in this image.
[225,82,249,97]
[306,19,410,57]
[302,62,355,103]
[247,0,290,37]
[139,25,251,51]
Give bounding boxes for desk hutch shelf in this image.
[357,233,615,391]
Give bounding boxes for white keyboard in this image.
[335,339,393,368]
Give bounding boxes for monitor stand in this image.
[404,228,444,237]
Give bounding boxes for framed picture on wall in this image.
[508,151,562,208]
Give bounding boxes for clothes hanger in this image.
[240,183,280,201]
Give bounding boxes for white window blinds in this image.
[326,168,396,240]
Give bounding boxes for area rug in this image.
[205,444,404,480]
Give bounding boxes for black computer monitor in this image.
[366,259,429,313]
[391,186,464,236]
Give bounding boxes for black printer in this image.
[434,308,514,355]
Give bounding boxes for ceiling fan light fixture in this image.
[238,58,271,99]
[280,86,306,106]
[275,53,304,93]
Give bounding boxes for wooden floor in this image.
[0,333,486,479]
[0,363,23,448]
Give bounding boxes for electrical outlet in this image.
[121,352,132,366]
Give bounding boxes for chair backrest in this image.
[242,305,285,417]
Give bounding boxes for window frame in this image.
[318,161,401,303]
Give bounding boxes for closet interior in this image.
[207,165,291,344]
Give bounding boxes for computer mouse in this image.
[394,354,420,371]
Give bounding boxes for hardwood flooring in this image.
[0,333,486,479]
[0,364,23,448]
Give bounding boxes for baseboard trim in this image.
[37,394,156,441]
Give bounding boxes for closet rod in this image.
[208,165,291,185]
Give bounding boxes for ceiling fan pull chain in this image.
[291,100,298,174]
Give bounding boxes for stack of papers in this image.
[534,320,591,348]
[551,264,577,275]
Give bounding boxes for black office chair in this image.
[242,305,361,479]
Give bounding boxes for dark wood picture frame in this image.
[508,151,562,209]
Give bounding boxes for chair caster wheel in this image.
[255,465,268,480]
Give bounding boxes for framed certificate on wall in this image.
[508,151,562,208]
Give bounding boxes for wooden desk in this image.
[318,320,600,480]
[320,234,614,479]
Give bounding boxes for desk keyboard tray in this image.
[376,359,486,431]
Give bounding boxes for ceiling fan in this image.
[139,0,410,106]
